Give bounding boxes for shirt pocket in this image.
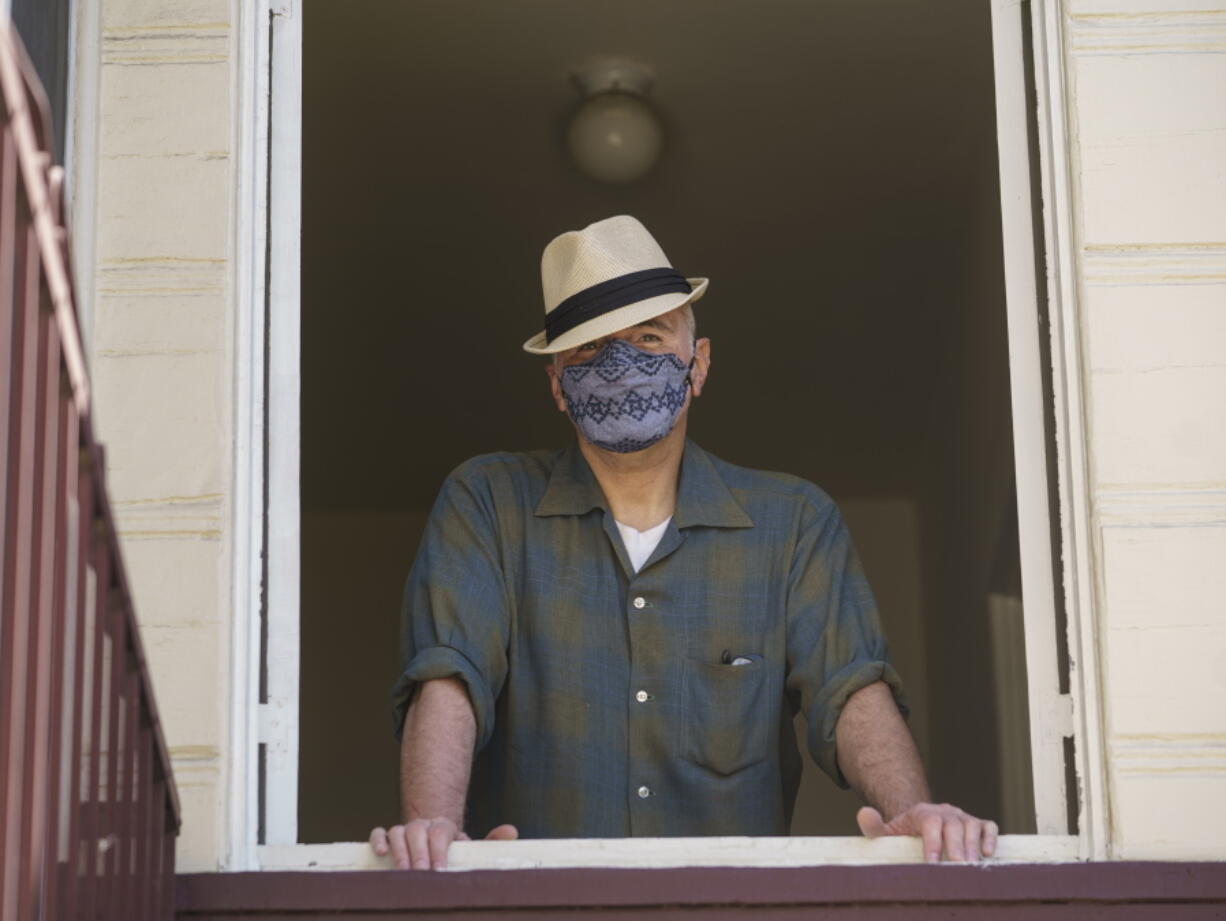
[683,657,770,776]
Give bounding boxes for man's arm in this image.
[835,680,998,862]
[401,677,475,828]
[370,677,516,870]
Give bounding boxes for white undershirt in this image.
[614,516,672,573]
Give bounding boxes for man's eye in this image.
[578,341,600,351]
[639,334,661,343]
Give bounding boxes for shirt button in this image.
[635,690,649,703]
[633,596,647,610]
[637,785,651,799]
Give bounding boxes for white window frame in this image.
[227,0,1109,870]
[229,0,301,869]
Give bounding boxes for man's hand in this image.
[369,819,518,870]
[857,803,999,863]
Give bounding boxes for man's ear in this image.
[690,337,712,397]
[545,361,568,413]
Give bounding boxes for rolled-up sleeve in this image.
[390,465,511,752]
[784,494,907,788]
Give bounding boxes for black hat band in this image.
[545,267,692,344]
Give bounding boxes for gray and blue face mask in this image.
[559,338,694,453]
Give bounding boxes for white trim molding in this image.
[1109,734,1226,781]
[990,0,1074,836]
[1095,484,1226,528]
[1029,0,1112,859]
[65,0,102,350]
[261,0,303,848]
[257,835,1082,872]
[1067,9,1226,56]
[230,0,305,863]
[229,0,303,862]
[227,0,272,871]
[1082,243,1226,287]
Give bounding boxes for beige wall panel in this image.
[91,351,224,500]
[1084,277,1226,373]
[1100,525,1226,630]
[1111,772,1226,859]
[98,62,228,156]
[168,745,224,871]
[143,622,226,752]
[1103,622,1226,736]
[1072,52,1226,243]
[1088,366,1226,484]
[93,289,226,355]
[94,156,228,260]
[94,0,235,872]
[113,526,224,628]
[145,616,226,871]
[102,0,229,31]
[145,619,227,870]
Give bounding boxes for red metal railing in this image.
[1,21,180,921]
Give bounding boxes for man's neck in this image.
[577,421,687,531]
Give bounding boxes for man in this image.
[370,215,997,871]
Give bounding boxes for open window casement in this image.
[228,0,1107,871]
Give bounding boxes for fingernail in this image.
[398,860,409,870]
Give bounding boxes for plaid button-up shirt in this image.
[391,438,904,838]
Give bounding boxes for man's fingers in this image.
[983,820,999,858]
[855,806,888,839]
[387,825,410,870]
[486,823,519,840]
[920,813,944,864]
[369,826,388,856]
[405,821,431,870]
[427,820,457,870]
[963,817,983,862]
[942,815,966,862]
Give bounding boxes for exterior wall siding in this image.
[1063,0,1226,859]
[90,0,233,871]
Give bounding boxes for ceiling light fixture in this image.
[566,57,663,185]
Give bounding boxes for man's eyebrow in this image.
[632,317,671,332]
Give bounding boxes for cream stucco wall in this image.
[89,0,233,872]
[1062,1,1226,858]
[80,0,1225,870]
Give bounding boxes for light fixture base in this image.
[570,56,656,98]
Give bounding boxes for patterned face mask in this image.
[559,338,694,453]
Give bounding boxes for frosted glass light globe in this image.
[566,92,663,184]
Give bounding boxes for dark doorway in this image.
[298,0,1030,842]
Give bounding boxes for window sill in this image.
[256,834,1079,872]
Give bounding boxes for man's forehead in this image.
[611,312,681,336]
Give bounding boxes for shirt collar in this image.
[535,438,754,530]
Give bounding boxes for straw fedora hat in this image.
[522,215,708,354]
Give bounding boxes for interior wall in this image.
[299,0,1018,843]
[299,509,425,840]
[916,140,1025,828]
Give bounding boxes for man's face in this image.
[544,304,712,417]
